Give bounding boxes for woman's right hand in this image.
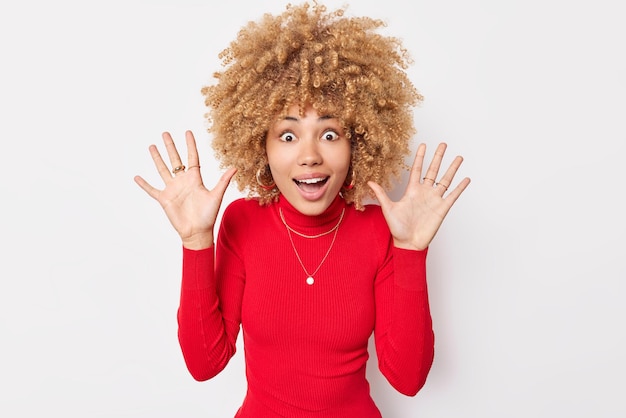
[134,131,237,250]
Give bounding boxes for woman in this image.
[135,3,470,417]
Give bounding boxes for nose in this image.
[297,137,322,166]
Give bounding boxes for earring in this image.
[256,166,276,190]
[343,168,355,190]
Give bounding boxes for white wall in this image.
[1,0,624,416]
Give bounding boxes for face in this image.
[265,104,351,216]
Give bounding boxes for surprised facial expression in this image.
[265,104,351,216]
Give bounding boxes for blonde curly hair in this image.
[202,2,422,209]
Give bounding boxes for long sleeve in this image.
[373,236,434,396]
[176,248,236,380]
[177,203,247,381]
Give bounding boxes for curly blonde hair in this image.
[202,2,422,209]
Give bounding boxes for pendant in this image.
[306,277,315,285]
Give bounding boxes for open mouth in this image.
[294,177,329,193]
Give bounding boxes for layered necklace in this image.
[279,207,346,285]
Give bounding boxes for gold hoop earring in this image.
[343,168,355,190]
[256,166,275,190]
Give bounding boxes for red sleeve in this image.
[177,202,247,381]
[373,243,434,396]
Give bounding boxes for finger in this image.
[162,132,185,174]
[185,131,201,169]
[423,142,447,185]
[407,143,427,187]
[367,181,393,209]
[434,181,449,194]
[436,155,464,193]
[149,144,175,183]
[443,177,471,206]
[133,175,160,200]
[211,167,238,200]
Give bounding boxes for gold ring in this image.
[423,177,436,183]
[187,165,201,170]
[436,182,449,190]
[172,165,186,174]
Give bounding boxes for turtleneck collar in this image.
[275,194,347,235]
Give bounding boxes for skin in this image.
[134,109,470,251]
[265,104,351,217]
[368,142,471,250]
[134,131,237,250]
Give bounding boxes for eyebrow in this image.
[284,115,334,122]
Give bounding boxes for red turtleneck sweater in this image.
[177,195,434,417]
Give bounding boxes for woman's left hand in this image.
[368,143,470,251]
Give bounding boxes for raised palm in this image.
[368,143,470,251]
[134,131,236,249]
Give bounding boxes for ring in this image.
[172,165,186,174]
[423,177,436,183]
[187,165,201,170]
[436,182,449,190]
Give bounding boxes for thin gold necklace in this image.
[281,209,344,285]
[279,207,345,239]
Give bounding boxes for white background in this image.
[1,0,624,417]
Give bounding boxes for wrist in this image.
[393,237,427,251]
[182,233,214,250]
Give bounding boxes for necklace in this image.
[279,207,345,239]
[281,208,345,285]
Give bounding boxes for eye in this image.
[279,132,296,142]
[322,130,339,141]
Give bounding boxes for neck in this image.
[275,194,346,235]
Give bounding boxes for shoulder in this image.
[221,196,277,228]
[343,203,392,263]
[347,202,390,236]
[351,203,385,224]
[220,197,264,231]
[224,196,260,212]
[222,197,267,218]
[218,198,268,248]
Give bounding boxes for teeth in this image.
[298,177,326,184]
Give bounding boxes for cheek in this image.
[266,150,290,182]
[265,143,283,167]
[335,145,352,173]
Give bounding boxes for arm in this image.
[177,245,244,380]
[135,131,239,379]
[374,244,434,396]
[369,143,469,394]
[177,202,247,380]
